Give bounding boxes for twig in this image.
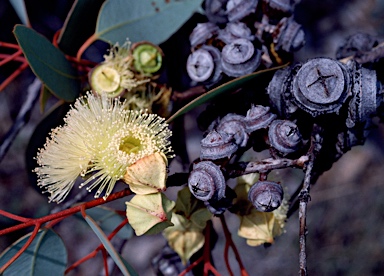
[0,210,30,223]
[227,155,308,178]
[64,217,128,274]
[298,125,322,276]
[202,221,221,276]
[0,223,41,274]
[0,61,29,92]
[0,77,40,162]
[0,42,20,50]
[0,49,23,66]
[179,220,220,276]
[0,188,132,236]
[219,215,249,276]
[76,34,98,61]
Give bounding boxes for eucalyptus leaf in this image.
[13,25,80,102]
[58,0,105,56]
[0,229,67,275]
[166,65,287,123]
[96,0,204,45]
[9,0,29,25]
[77,206,133,240]
[84,215,138,276]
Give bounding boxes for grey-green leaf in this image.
[58,0,105,56]
[96,0,204,45]
[0,229,67,275]
[84,215,138,276]
[166,65,287,123]
[9,0,30,25]
[13,25,80,102]
[78,206,133,240]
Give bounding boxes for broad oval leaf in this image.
[95,0,204,45]
[0,229,67,275]
[166,65,288,123]
[13,25,80,102]
[84,215,138,276]
[76,206,133,240]
[9,0,30,25]
[58,0,106,56]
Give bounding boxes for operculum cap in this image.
[123,152,168,195]
[126,192,175,236]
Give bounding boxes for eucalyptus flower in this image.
[35,92,173,203]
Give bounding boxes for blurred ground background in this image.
[1,0,384,275]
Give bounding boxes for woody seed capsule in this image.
[291,58,351,116]
[248,181,284,212]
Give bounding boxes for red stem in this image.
[179,256,203,276]
[220,215,249,276]
[102,249,109,276]
[76,33,98,61]
[224,239,234,276]
[0,62,29,92]
[0,54,25,63]
[0,49,23,67]
[0,189,132,236]
[0,210,30,223]
[202,220,221,276]
[0,42,20,50]
[0,223,41,274]
[52,29,61,48]
[65,217,128,274]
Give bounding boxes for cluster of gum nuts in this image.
[186,0,305,87]
[188,104,302,215]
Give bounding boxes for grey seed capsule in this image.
[273,17,305,53]
[188,161,226,201]
[202,45,223,85]
[248,181,284,212]
[217,22,254,44]
[264,0,295,14]
[189,22,219,48]
[267,66,298,117]
[336,32,379,60]
[346,61,378,128]
[216,113,249,147]
[226,0,258,22]
[268,119,302,154]
[205,0,229,24]
[221,38,261,77]
[200,130,238,160]
[186,48,215,82]
[292,58,351,116]
[244,105,277,133]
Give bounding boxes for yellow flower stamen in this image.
[34,92,173,203]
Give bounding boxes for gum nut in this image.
[268,120,302,154]
[189,22,219,48]
[248,181,284,212]
[186,49,215,82]
[188,160,226,201]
